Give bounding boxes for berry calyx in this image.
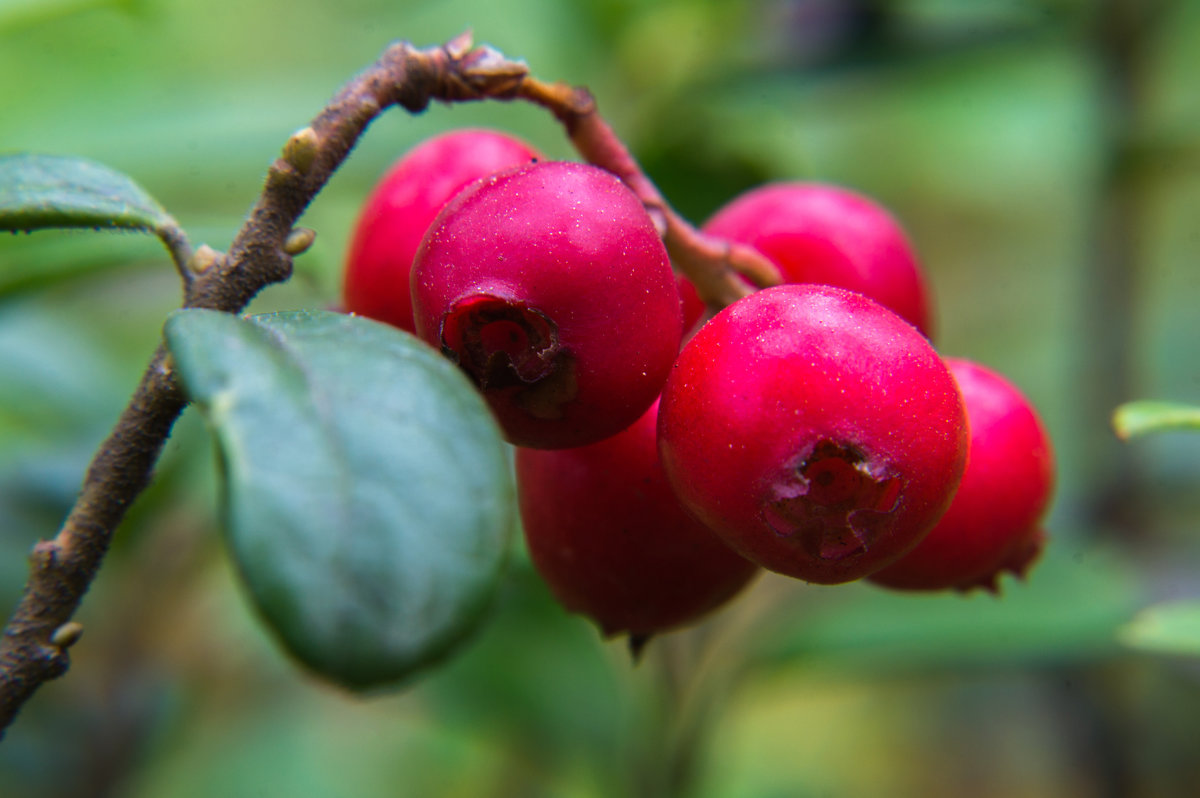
[438,294,576,421]
[760,440,904,562]
[412,160,683,449]
[342,129,540,333]
[516,399,759,638]
[658,284,967,584]
[702,182,934,337]
[869,358,1055,593]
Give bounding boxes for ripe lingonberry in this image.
[342,129,540,333]
[676,272,706,333]
[411,160,683,449]
[869,358,1055,592]
[658,284,967,585]
[702,182,934,337]
[516,399,758,639]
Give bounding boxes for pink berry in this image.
[516,399,759,638]
[658,284,967,585]
[412,161,683,449]
[676,273,706,333]
[869,358,1055,593]
[342,129,540,333]
[702,182,934,337]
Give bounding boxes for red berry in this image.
[676,273,707,333]
[658,284,967,585]
[702,182,934,337]
[516,399,759,638]
[342,129,540,333]
[412,161,683,449]
[869,358,1055,592]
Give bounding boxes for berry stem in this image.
[518,76,781,309]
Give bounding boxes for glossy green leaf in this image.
[1119,600,1200,657]
[1112,400,1200,440]
[0,153,172,235]
[163,309,516,690]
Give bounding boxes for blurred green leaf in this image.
[0,0,135,33]
[163,309,516,690]
[422,556,628,751]
[1112,400,1200,441]
[0,302,131,438]
[0,299,187,611]
[749,543,1142,672]
[0,234,158,297]
[1119,599,1200,657]
[0,153,173,237]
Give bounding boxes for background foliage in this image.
[2,0,1199,795]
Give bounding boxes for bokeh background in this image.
[3,0,1200,795]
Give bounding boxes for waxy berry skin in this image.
[676,273,707,333]
[516,399,759,638]
[658,284,967,585]
[342,129,540,333]
[412,160,684,450]
[702,182,934,338]
[869,358,1055,592]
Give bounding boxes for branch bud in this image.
[283,126,321,174]
[284,227,317,256]
[187,244,222,274]
[50,622,83,649]
[445,30,474,59]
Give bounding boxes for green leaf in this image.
[1112,400,1200,440]
[1119,600,1200,657]
[164,309,516,690]
[0,153,173,235]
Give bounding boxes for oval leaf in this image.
[1119,600,1200,657]
[1112,400,1200,441]
[164,309,516,690]
[0,153,172,234]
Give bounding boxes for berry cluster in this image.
[343,128,1056,641]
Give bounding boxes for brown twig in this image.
[0,32,771,736]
